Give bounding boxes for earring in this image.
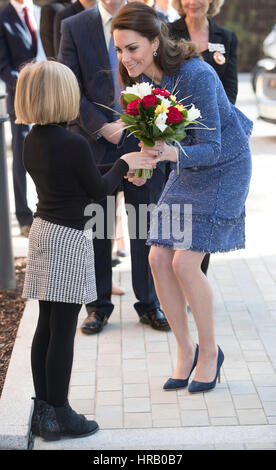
[153,51,158,57]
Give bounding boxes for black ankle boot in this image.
[30,397,47,437]
[39,400,99,441]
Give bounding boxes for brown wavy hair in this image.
[111,2,200,89]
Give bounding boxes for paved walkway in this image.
[1,75,276,450]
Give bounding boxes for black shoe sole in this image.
[41,424,100,441]
[81,326,105,334]
[140,317,171,331]
[81,318,107,335]
[163,386,187,391]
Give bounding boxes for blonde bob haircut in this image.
[172,0,224,18]
[15,60,80,125]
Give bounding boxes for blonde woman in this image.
[170,1,237,103]
[15,60,155,441]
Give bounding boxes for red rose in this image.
[152,88,170,98]
[125,98,142,115]
[167,106,184,124]
[141,94,158,109]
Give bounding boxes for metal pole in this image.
[0,92,16,289]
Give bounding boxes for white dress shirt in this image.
[10,0,37,30]
[98,2,113,49]
[98,2,127,49]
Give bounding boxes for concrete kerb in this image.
[32,424,276,450]
[0,300,38,450]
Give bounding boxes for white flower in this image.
[155,112,168,132]
[187,104,201,122]
[122,82,153,99]
[158,96,171,109]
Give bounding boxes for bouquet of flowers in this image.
[96,81,202,179]
[119,82,202,178]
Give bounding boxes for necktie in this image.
[108,34,122,114]
[23,6,37,55]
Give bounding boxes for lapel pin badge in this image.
[213,51,226,65]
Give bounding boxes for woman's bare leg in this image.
[149,246,197,379]
[172,250,218,383]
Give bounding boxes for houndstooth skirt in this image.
[22,217,97,304]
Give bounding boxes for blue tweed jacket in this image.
[145,58,253,252]
[143,57,252,170]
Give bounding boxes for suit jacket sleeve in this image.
[53,12,62,57]
[58,20,109,136]
[222,32,238,104]
[40,5,56,58]
[178,66,222,169]
[0,21,18,88]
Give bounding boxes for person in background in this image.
[0,0,46,237]
[40,0,71,58]
[168,0,238,276]
[53,0,97,57]
[128,0,178,22]
[58,0,170,335]
[154,0,179,22]
[110,190,129,296]
[113,191,129,259]
[15,60,155,440]
[111,189,130,295]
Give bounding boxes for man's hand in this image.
[99,120,125,145]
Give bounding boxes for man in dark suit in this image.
[0,0,46,236]
[58,0,170,334]
[40,0,71,58]
[53,0,97,58]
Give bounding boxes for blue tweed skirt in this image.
[146,147,252,253]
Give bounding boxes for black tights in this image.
[31,300,82,407]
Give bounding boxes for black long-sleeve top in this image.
[23,123,129,230]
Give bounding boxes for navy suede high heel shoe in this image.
[188,346,224,394]
[163,344,199,391]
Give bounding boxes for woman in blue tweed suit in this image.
[112,2,252,393]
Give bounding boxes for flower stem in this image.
[135,169,153,179]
